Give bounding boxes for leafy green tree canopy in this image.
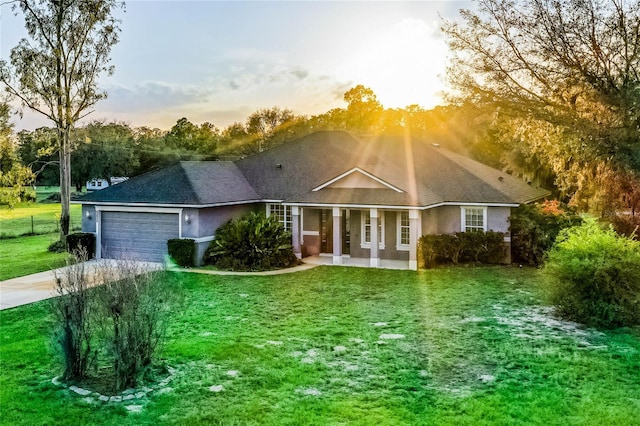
[443,0,640,213]
[72,121,138,190]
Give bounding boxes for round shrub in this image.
[167,238,195,267]
[48,239,67,253]
[542,221,640,328]
[66,232,96,259]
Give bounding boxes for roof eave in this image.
[73,199,265,208]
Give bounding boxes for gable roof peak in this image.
[312,167,404,193]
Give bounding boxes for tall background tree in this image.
[246,107,294,153]
[343,85,383,135]
[443,0,640,215]
[17,126,60,186]
[0,0,123,241]
[0,101,34,207]
[165,117,219,157]
[71,121,138,191]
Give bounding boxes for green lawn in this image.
[0,202,82,238]
[0,233,70,280]
[1,266,638,425]
[0,196,83,280]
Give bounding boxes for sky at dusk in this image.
[1,1,473,131]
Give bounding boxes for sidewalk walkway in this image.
[0,261,318,311]
[181,262,317,276]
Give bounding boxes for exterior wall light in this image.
[85,210,92,220]
[184,214,190,224]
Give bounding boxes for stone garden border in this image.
[51,365,176,404]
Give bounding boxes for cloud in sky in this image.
[1,1,473,131]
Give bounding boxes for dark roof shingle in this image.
[80,131,550,207]
[80,161,259,205]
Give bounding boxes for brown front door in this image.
[342,209,350,255]
[320,209,333,253]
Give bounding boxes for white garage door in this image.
[101,211,179,262]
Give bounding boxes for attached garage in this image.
[99,211,180,262]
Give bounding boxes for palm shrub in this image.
[205,212,298,271]
[510,200,583,265]
[542,221,640,328]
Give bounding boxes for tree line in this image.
[1,0,638,239]
[4,85,483,188]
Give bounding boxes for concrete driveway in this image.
[0,260,318,311]
[0,260,163,311]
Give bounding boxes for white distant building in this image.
[86,177,128,191]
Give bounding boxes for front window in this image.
[268,204,292,231]
[397,211,410,248]
[462,207,486,232]
[361,210,385,249]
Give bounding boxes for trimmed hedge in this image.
[167,238,195,267]
[419,231,507,268]
[66,232,95,259]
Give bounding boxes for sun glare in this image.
[337,18,448,109]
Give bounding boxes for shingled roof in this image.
[80,161,259,205]
[80,131,549,207]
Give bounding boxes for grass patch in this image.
[0,202,82,238]
[0,233,70,280]
[0,267,638,425]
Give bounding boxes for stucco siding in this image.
[382,211,409,261]
[343,210,410,261]
[435,206,462,234]
[421,209,437,235]
[349,210,366,258]
[82,205,97,233]
[421,205,512,235]
[301,208,321,256]
[196,204,257,238]
[192,204,258,266]
[487,207,511,233]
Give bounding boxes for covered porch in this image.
[285,205,422,271]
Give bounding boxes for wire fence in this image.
[0,217,81,239]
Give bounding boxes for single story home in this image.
[77,131,550,269]
[86,177,129,191]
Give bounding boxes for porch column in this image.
[332,207,342,265]
[409,210,421,271]
[291,206,302,259]
[370,208,379,267]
